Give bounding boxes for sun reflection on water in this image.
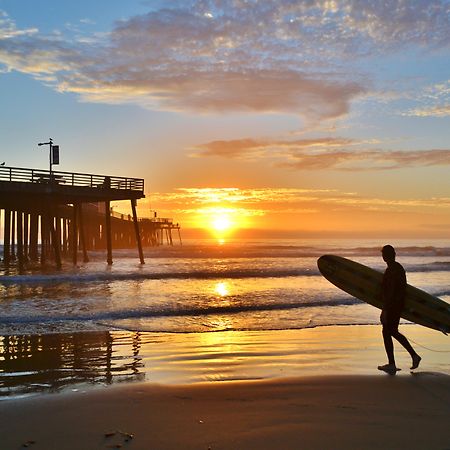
[214,281,229,297]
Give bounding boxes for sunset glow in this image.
[212,215,232,233]
[182,201,255,238]
[0,2,449,238]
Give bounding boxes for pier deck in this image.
[0,165,151,268]
[0,166,144,208]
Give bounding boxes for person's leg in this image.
[392,330,421,369]
[391,330,415,356]
[382,326,395,365]
[378,314,400,373]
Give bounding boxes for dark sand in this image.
[1,373,449,449]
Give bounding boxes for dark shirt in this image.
[382,261,406,317]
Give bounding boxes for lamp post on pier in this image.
[38,138,60,177]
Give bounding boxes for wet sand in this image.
[1,373,449,449]
[0,324,449,449]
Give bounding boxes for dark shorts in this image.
[381,311,401,334]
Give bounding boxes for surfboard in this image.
[317,254,450,335]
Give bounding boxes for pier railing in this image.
[108,210,178,225]
[0,166,144,192]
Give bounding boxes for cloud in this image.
[1,2,449,120]
[0,11,37,39]
[281,148,450,171]
[401,80,450,117]
[142,187,450,220]
[405,105,450,117]
[146,187,339,210]
[193,137,355,158]
[193,136,450,170]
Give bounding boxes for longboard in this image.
[317,255,450,335]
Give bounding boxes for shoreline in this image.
[1,324,449,399]
[1,373,449,449]
[1,324,449,448]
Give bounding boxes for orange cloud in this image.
[193,137,354,158]
[193,136,450,170]
[136,187,450,237]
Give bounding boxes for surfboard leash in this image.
[407,337,450,353]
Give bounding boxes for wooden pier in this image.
[0,166,181,269]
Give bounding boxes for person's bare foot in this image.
[411,354,421,370]
[378,363,399,375]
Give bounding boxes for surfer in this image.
[378,245,421,375]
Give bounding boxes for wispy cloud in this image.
[193,136,450,170]
[405,105,450,117]
[0,11,37,39]
[281,148,450,171]
[142,187,450,220]
[1,2,448,120]
[192,137,355,158]
[401,80,450,117]
[147,187,337,205]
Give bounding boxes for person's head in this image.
[381,244,396,263]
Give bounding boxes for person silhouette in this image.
[378,245,421,375]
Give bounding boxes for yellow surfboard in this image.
[318,255,450,335]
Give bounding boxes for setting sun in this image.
[212,215,232,232]
[189,204,252,238]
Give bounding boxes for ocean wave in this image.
[0,268,318,285]
[4,243,449,261]
[0,297,359,326]
[128,244,450,258]
[2,260,450,285]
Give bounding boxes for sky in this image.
[0,0,449,239]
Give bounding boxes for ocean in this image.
[1,238,450,336]
[1,238,450,395]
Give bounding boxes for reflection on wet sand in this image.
[0,331,144,397]
[2,325,449,398]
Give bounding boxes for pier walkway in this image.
[0,166,179,269]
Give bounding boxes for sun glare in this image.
[190,197,254,239]
[212,215,232,232]
[215,282,229,297]
[200,207,241,237]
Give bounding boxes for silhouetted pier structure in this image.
[0,166,181,268]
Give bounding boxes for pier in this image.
[0,165,181,268]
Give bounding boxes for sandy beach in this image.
[1,324,449,449]
[1,373,449,449]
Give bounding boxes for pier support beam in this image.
[29,213,39,261]
[78,206,89,263]
[23,213,29,262]
[11,210,16,259]
[47,208,62,269]
[131,199,144,264]
[62,218,68,256]
[3,209,11,265]
[40,214,46,265]
[105,201,113,265]
[17,211,24,270]
[72,204,78,266]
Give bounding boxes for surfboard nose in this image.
[317,255,337,277]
